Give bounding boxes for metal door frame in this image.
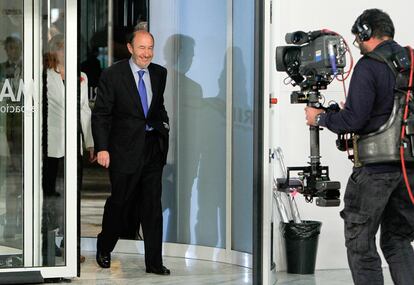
[0,0,78,280]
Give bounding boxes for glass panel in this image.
[79,0,109,238]
[38,0,66,266]
[155,0,228,248]
[80,0,229,249]
[232,0,254,253]
[0,0,24,268]
[79,0,149,239]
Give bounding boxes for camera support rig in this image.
[275,29,348,207]
[277,88,341,207]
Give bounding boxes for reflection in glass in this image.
[163,31,227,248]
[40,0,66,266]
[0,0,24,268]
[163,34,205,244]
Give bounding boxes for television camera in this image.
[275,30,348,207]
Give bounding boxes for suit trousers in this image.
[340,167,414,285]
[97,131,164,268]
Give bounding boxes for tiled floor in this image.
[44,251,395,285]
[49,251,252,284]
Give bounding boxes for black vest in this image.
[354,43,414,166]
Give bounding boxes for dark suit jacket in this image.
[92,60,169,173]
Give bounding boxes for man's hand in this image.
[97,151,110,168]
[305,107,324,126]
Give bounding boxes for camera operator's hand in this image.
[305,107,324,126]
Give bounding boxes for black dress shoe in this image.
[146,265,171,275]
[96,251,111,268]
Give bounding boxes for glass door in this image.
[0,0,24,268]
[0,0,78,280]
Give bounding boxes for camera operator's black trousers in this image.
[340,167,414,285]
[97,131,164,269]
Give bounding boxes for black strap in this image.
[366,46,414,92]
[365,49,399,77]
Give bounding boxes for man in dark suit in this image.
[92,29,170,275]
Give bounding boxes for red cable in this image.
[339,75,355,161]
[340,74,347,98]
[339,41,355,158]
[400,46,414,204]
[336,38,354,158]
[321,29,356,159]
[337,47,354,82]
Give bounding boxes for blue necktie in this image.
[138,70,148,117]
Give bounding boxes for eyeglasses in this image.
[353,38,360,49]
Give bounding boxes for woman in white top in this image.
[43,34,95,197]
[43,34,95,263]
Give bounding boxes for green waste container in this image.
[281,220,322,274]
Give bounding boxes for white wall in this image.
[271,0,414,270]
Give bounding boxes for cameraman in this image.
[305,9,414,285]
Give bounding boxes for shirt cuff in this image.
[318,112,327,127]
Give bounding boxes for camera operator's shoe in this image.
[96,251,111,268]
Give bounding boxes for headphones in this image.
[355,16,372,42]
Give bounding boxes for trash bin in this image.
[281,220,322,274]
